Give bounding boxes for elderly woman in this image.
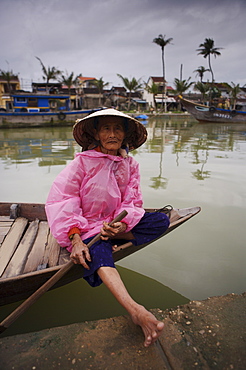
[45,109,170,347]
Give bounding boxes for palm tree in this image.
[153,34,173,111]
[58,71,80,110]
[93,77,109,106]
[193,66,209,83]
[36,56,61,91]
[174,77,193,95]
[144,82,159,110]
[196,38,223,83]
[194,81,210,104]
[59,71,79,95]
[117,74,142,110]
[229,82,241,109]
[174,77,193,110]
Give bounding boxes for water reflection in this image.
[144,118,246,184]
[1,120,245,179]
[0,128,75,168]
[149,121,168,189]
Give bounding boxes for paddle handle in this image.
[0,210,128,334]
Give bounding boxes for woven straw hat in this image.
[73,108,147,151]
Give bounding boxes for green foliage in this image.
[93,77,109,92]
[0,69,16,80]
[173,77,193,95]
[144,82,159,95]
[117,74,142,110]
[193,66,210,82]
[194,81,210,104]
[229,82,241,109]
[229,82,240,99]
[117,74,142,92]
[197,38,222,59]
[196,38,223,82]
[59,71,79,94]
[210,86,221,99]
[92,77,109,106]
[36,56,61,86]
[144,82,159,109]
[153,34,173,52]
[0,69,17,92]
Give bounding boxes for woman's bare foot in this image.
[97,267,164,347]
[130,304,164,347]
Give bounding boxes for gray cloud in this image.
[1,0,245,89]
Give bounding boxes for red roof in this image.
[78,77,96,82]
[151,76,165,83]
[148,77,174,90]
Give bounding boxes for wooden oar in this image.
[0,210,128,334]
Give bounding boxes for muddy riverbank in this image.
[0,292,245,369]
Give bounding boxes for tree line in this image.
[0,36,243,111]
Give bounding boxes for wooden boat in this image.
[180,96,246,123]
[0,202,201,306]
[0,109,102,127]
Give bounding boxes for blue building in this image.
[12,93,70,112]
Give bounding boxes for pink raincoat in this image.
[45,150,145,252]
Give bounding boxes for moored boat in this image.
[0,109,103,127]
[0,202,201,306]
[180,96,246,123]
[0,91,106,127]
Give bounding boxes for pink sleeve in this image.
[114,158,145,231]
[45,156,89,247]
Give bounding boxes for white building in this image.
[142,76,176,110]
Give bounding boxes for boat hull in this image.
[0,203,201,306]
[180,97,246,123]
[0,109,100,127]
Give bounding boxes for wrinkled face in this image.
[95,116,125,155]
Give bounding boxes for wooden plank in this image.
[2,219,39,279]
[23,221,49,273]
[0,222,14,246]
[47,233,61,267]
[41,231,53,267]
[0,221,14,227]
[0,217,12,222]
[0,227,12,238]
[0,217,28,277]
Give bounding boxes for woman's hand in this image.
[70,234,91,269]
[100,221,127,240]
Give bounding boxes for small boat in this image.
[180,96,246,123]
[135,114,148,120]
[0,202,201,306]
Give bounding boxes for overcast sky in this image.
[1,0,245,90]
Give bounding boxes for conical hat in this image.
[73,108,147,151]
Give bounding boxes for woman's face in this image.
[95,116,125,155]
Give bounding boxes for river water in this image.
[0,116,245,337]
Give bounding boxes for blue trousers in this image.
[83,212,170,287]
